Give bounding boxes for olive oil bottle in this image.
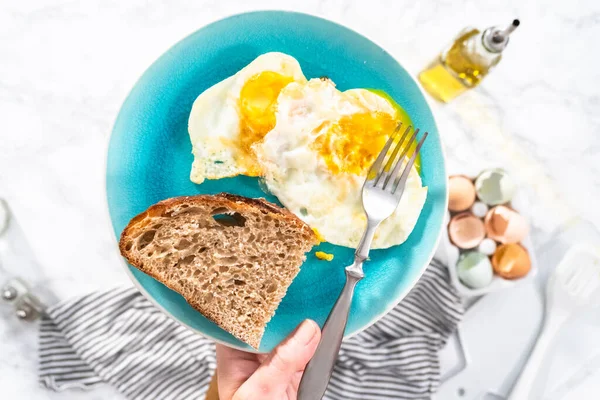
[419,20,520,103]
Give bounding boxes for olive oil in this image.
[419,20,520,103]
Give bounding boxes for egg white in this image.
[254,78,428,249]
[188,52,306,183]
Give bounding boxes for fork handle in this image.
[297,270,362,400]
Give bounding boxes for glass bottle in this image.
[419,20,520,103]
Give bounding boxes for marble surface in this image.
[0,0,599,399]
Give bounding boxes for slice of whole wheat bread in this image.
[119,193,317,348]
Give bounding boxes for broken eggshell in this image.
[492,243,532,279]
[448,212,486,249]
[475,168,516,206]
[448,175,477,212]
[457,251,494,289]
[484,205,529,244]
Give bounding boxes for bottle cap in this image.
[483,19,520,53]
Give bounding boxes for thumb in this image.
[235,320,320,399]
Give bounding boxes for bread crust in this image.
[119,193,317,348]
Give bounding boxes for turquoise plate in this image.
[106,11,447,352]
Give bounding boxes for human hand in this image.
[215,319,321,400]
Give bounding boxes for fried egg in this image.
[188,53,306,183]
[254,78,427,249]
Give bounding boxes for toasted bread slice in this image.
[119,193,317,348]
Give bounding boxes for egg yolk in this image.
[369,89,421,174]
[315,251,334,261]
[312,228,326,243]
[315,111,396,175]
[238,71,295,174]
[314,91,420,176]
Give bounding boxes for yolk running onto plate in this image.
[239,71,294,174]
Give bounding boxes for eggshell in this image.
[475,168,516,206]
[448,175,477,212]
[484,206,529,244]
[457,251,494,289]
[492,243,531,279]
[471,201,489,218]
[478,238,497,256]
[448,212,486,249]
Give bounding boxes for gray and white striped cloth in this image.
[39,259,463,399]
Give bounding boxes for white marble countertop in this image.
[1,0,599,399]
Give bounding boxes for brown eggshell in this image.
[492,243,531,279]
[448,212,486,249]
[448,175,477,212]
[484,206,529,244]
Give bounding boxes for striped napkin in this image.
[39,259,462,399]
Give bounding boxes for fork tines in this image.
[367,123,428,194]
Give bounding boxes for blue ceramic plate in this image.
[106,11,447,352]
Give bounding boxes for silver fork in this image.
[297,124,428,400]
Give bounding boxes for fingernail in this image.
[295,320,318,346]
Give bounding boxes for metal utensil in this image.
[298,124,428,400]
[508,245,600,399]
[0,198,53,321]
